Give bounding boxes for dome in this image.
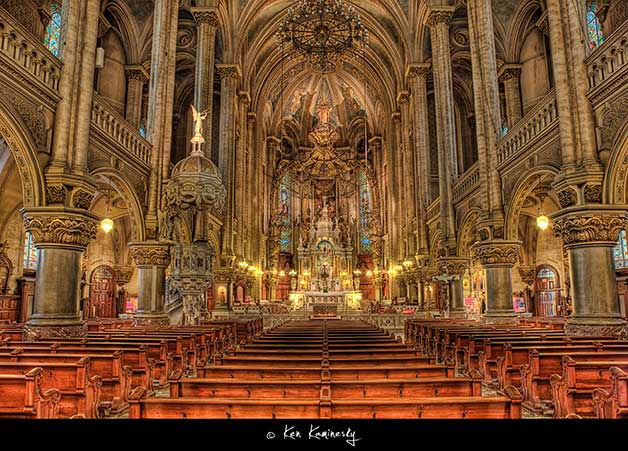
[171,153,221,179]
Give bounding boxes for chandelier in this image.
[277,0,368,73]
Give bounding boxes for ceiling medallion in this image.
[277,0,368,74]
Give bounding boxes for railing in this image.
[0,7,61,93]
[452,161,480,202]
[496,89,558,167]
[426,198,440,222]
[91,94,151,166]
[587,18,628,95]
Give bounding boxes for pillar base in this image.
[482,311,518,324]
[23,322,88,340]
[133,314,170,326]
[565,317,627,336]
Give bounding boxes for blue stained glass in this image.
[279,173,291,252]
[23,232,38,270]
[44,3,62,57]
[587,1,604,50]
[358,172,372,254]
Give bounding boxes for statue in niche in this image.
[337,215,350,247]
[296,207,313,248]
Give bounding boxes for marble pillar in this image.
[397,91,417,257]
[235,91,250,258]
[190,6,218,157]
[125,65,149,129]
[426,7,457,247]
[499,65,523,129]
[21,208,98,338]
[472,241,521,322]
[552,207,628,335]
[130,242,171,325]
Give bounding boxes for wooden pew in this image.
[592,366,628,418]
[0,359,101,418]
[550,357,628,418]
[0,368,61,419]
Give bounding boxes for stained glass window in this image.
[23,232,39,270]
[44,3,62,57]
[613,230,628,269]
[587,1,604,50]
[279,173,291,252]
[358,171,372,254]
[139,121,147,138]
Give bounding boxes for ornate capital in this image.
[130,242,171,267]
[216,64,241,80]
[396,91,410,105]
[499,64,522,82]
[125,65,149,83]
[558,188,578,208]
[471,240,521,267]
[438,257,469,276]
[406,63,431,80]
[552,207,628,247]
[45,185,66,204]
[517,265,537,286]
[114,266,134,285]
[72,189,94,210]
[426,7,455,27]
[20,208,99,249]
[190,7,219,27]
[98,12,112,38]
[238,91,251,105]
[584,184,603,203]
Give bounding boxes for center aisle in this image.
[130,320,522,418]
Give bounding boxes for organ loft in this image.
[0,0,628,422]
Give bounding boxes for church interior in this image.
[1,0,628,421]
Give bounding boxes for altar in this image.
[288,290,362,316]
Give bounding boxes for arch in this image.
[90,167,146,242]
[504,164,560,241]
[457,208,481,257]
[603,113,628,205]
[99,29,128,114]
[0,97,45,208]
[429,229,442,266]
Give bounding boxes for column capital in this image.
[114,266,135,285]
[238,91,251,105]
[216,64,242,80]
[471,240,521,267]
[98,12,112,38]
[391,112,401,123]
[247,112,257,124]
[129,242,171,267]
[20,207,99,250]
[498,64,522,82]
[125,65,150,83]
[406,63,431,81]
[190,7,220,27]
[426,6,455,27]
[396,91,410,105]
[551,206,628,247]
[517,265,537,286]
[438,257,469,276]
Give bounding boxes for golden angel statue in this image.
[191,105,208,141]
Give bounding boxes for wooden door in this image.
[535,266,560,317]
[89,266,116,318]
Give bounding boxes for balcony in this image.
[0,7,61,96]
[452,161,480,203]
[496,89,558,170]
[587,19,628,105]
[90,94,151,169]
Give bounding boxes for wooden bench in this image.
[550,357,628,418]
[0,359,101,418]
[0,368,61,418]
[592,366,628,418]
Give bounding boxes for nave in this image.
[2,316,628,419]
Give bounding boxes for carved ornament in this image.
[130,243,171,267]
[21,210,98,248]
[552,213,628,246]
[471,241,521,266]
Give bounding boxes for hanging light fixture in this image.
[100,180,114,234]
[277,0,368,73]
[535,178,550,231]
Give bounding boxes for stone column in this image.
[397,91,417,257]
[21,208,98,338]
[499,64,523,129]
[426,7,457,249]
[472,241,521,322]
[552,207,628,335]
[146,0,179,229]
[190,6,219,157]
[125,65,149,128]
[439,257,469,317]
[247,112,257,260]
[390,112,404,261]
[235,92,250,258]
[216,64,241,261]
[406,63,432,255]
[71,0,102,175]
[130,242,171,325]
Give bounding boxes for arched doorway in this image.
[89,265,116,318]
[534,265,561,317]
